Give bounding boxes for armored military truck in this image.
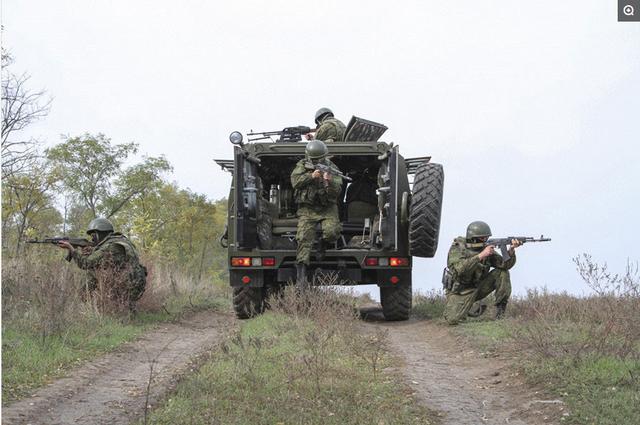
[215,117,444,321]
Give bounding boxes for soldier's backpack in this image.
[111,235,147,300]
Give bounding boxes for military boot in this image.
[296,263,308,289]
[495,301,508,319]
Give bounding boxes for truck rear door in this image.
[380,147,398,251]
[380,146,410,253]
[233,146,259,249]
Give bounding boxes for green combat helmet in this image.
[314,107,333,125]
[87,217,114,235]
[466,221,491,249]
[305,140,329,160]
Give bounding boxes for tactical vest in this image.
[293,160,340,209]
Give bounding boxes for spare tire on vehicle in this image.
[409,163,444,258]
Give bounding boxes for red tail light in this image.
[390,257,409,267]
[262,257,276,266]
[390,276,400,284]
[365,257,378,266]
[241,276,251,284]
[231,257,252,267]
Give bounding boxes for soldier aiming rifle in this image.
[291,140,344,287]
[442,221,551,324]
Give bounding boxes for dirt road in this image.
[4,306,566,425]
[360,307,566,425]
[2,311,233,425]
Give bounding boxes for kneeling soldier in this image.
[58,218,147,312]
[443,221,521,325]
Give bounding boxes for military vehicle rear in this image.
[215,117,444,320]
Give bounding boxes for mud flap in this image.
[377,269,412,287]
[230,270,264,287]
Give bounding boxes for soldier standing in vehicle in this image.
[291,140,343,287]
[306,107,346,143]
[57,218,147,312]
[443,221,521,325]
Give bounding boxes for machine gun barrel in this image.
[247,125,314,142]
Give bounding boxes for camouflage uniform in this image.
[315,117,346,143]
[70,232,146,302]
[443,237,515,325]
[291,158,343,265]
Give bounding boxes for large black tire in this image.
[233,286,264,319]
[409,163,444,258]
[380,285,412,321]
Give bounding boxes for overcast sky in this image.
[3,0,639,296]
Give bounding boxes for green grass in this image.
[1,294,228,405]
[144,311,434,425]
[411,292,446,319]
[2,311,169,403]
[453,320,512,349]
[456,318,640,425]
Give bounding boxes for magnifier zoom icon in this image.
[623,5,634,16]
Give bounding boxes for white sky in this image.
[3,0,640,296]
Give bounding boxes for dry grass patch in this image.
[144,286,435,425]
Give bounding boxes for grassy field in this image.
[412,255,640,425]
[144,288,435,425]
[1,256,229,404]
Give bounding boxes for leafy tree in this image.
[1,160,61,254]
[127,183,227,280]
[46,133,172,219]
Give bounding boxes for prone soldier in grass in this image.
[443,221,521,325]
[291,140,344,287]
[57,217,147,311]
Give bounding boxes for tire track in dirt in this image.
[2,310,234,425]
[359,307,565,425]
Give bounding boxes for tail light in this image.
[365,257,379,266]
[390,257,409,267]
[262,257,276,266]
[231,257,252,267]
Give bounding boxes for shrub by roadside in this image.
[411,289,446,320]
[1,254,229,404]
[144,287,435,425]
[428,255,640,425]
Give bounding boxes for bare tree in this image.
[1,49,52,178]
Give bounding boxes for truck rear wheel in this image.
[380,284,412,321]
[233,286,264,319]
[409,163,444,258]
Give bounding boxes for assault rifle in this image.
[27,237,94,261]
[304,161,352,187]
[477,235,551,261]
[26,236,94,248]
[247,125,314,143]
